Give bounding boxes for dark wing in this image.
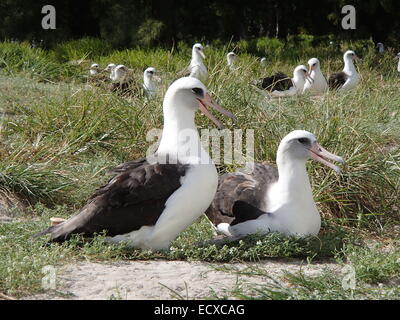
[230,201,270,226]
[205,163,278,225]
[87,73,111,87]
[35,160,189,242]
[108,157,148,174]
[253,72,293,92]
[109,79,142,97]
[328,72,348,90]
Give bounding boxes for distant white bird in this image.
[227,52,237,70]
[396,53,400,72]
[328,50,360,91]
[89,63,100,75]
[376,42,385,54]
[111,64,130,83]
[143,67,161,98]
[105,63,117,80]
[270,65,312,97]
[302,58,328,94]
[260,57,267,67]
[179,43,208,82]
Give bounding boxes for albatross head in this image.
[278,130,345,173]
[307,58,321,73]
[163,77,235,129]
[89,63,100,75]
[144,67,161,82]
[344,50,360,62]
[193,43,206,60]
[104,63,116,72]
[112,65,129,82]
[293,65,311,83]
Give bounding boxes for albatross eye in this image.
[298,138,310,144]
[191,87,204,97]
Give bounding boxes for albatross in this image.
[376,42,385,54]
[179,43,208,83]
[302,58,328,94]
[253,65,311,96]
[108,64,135,95]
[35,77,236,250]
[89,63,100,75]
[105,63,117,79]
[260,57,267,68]
[227,52,237,71]
[143,67,161,98]
[206,130,345,238]
[328,50,360,91]
[397,53,400,72]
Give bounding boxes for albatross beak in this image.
[197,94,236,129]
[200,51,206,59]
[305,72,313,83]
[309,142,345,174]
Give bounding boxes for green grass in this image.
[0,39,399,299]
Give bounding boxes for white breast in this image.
[340,73,359,91]
[189,62,208,82]
[303,71,328,94]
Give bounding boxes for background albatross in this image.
[302,58,328,94]
[35,77,235,250]
[328,50,360,91]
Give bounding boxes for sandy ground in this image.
[22,259,339,300]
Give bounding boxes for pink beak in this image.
[197,94,236,129]
[309,142,345,173]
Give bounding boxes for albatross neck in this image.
[343,56,356,76]
[191,51,203,65]
[156,97,206,164]
[275,152,314,203]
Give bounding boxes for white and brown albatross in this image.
[35,77,236,250]
[396,53,400,72]
[206,130,345,238]
[143,67,161,98]
[328,50,360,91]
[227,52,237,71]
[253,65,311,96]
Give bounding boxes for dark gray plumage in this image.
[205,163,278,226]
[328,72,348,90]
[253,72,293,92]
[34,159,189,242]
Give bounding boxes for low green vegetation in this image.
[0,39,398,299]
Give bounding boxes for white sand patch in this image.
[23,259,339,300]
